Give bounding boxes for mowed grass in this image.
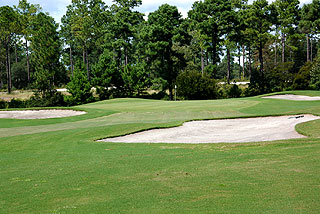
[1,91,320,213]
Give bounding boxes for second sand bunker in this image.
[99,115,320,144]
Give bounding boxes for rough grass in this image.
[0,89,70,101]
[1,91,320,213]
[0,90,34,101]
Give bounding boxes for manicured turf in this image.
[1,91,320,213]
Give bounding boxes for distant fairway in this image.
[1,90,320,213]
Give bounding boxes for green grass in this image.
[1,91,320,213]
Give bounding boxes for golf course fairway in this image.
[1,90,320,213]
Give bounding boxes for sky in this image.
[0,0,313,24]
[0,0,195,23]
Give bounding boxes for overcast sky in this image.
[0,0,312,24]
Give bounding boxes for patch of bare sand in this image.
[0,110,86,119]
[98,115,320,144]
[262,94,320,101]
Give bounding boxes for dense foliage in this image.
[1,0,320,104]
[176,70,218,100]
[67,65,93,105]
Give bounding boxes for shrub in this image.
[8,99,26,108]
[267,62,294,91]
[311,53,320,90]
[151,77,168,91]
[315,81,320,90]
[227,84,242,98]
[0,99,7,109]
[67,66,93,105]
[27,91,65,107]
[146,91,168,100]
[204,64,218,78]
[248,68,268,95]
[91,50,123,100]
[292,62,312,90]
[11,59,28,89]
[176,70,218,100]
[243,86,261,97]
[121,64,150,96]
[32,69,54,98]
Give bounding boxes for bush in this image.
[67,66,93,105]
[204,64,218,78]
[151,77,168,91]
[311,53,320,90]
[27,90,66,107]
[11,59,28,89]
[292,62,312,90]
[0,99,7,109]
[315,81,320,90]
[248,68,268,95]
[142,91,168,100]
[267,62,294,91]
[91,50,123,100]
[8,99,26,108]
[243,86,261,97]
[32,69,54,98]
[0,91,66,109]
[176,70,218,100]
[227,84,242,98]
[121,64,150,96]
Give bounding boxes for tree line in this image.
[1,0,320,105]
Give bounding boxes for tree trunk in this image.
[306,34,310,62]
[281,32,285,63]
[201,49,204,76]
[83,48,86,65]
[0,57,3,88]
[70,45,74,77]
[212,33,217,66]
[274,42,277,65]
[0,40,2,88]
[227,48,231,84]
[242,45,245,78]
[118,48,122,67]
[238,47,241,79]
[169,83,173,101]
[15,43,18,63]
[168,55,174,101]
[311,37,313,62]
[26,39,30,82]
[259,41,264,73]
[6,39,12,94]
[86,49,89,80]
[125,46,128,66]
[206,52,209,66]
[248,46,252,77]
[52,73,55,87]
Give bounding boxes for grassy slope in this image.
[1,91,320,213]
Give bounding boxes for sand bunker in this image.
[262,94,320,101]
[99,115,320,144]
[0,110,86,119]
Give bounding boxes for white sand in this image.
[99,115,320,144]
[0,110,86,119]
[262,94,320,101]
